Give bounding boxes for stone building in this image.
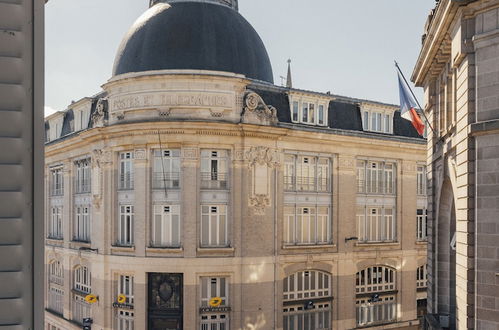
[412,0,499,329]
[45,0,427,329]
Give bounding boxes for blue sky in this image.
[45,0,435,115]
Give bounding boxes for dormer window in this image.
[288,95,329,127]
[361,103,395,134]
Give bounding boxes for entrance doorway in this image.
[148,273,183,330]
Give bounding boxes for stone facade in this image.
[412,0,499,329]
[44,70,427,330]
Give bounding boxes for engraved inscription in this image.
[112,92,231,111]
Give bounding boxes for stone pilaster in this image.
[134,148,148,257]
[181,146,199,257]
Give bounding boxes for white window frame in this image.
[116,310,134,330]
[417,209,427,241]
[119,152,134,190]
[200,205,228,247]
[152,149,180,189]
[200,314,229,330]
[355,266,397,326]
[72,294,91,325]
[362,110,393,134]
[284,206,331,245]
[417,264,428,288]
[288,98,328,126]
[49,206,63,239]
[292,101,299,123]
[283,270,332,330]
[200,277,228,307]
[75,158,91,194]
[48,260,64,315]
[74,205,90,242]
[356,206,396,243]
[201,150,228,190]
[118,274,134,305]
[117,205,134,246]
[49,260,64,286]
[74,265,91,294]
[152,204,181,248]
[284,154,330,192]
[356,160,396,195]
[417,165,426,195]
[50,167,64,196]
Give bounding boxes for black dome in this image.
[113,2,274,83]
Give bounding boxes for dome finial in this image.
[150,0,238,11]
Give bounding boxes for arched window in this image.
[49,260,64,285]
[356,266,397,326]
[417,264,427,288]
[47,260,64,315]
[74,265,91,294]
[283,270,332,330]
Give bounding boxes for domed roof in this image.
[113,1,274,83]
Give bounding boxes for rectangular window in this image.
[417,166,426,195]
[48,286,64,315]
[302,103,309,123]
[318,104,325,125]
[116,310,134,330]
[356,295,396,326]
[152,149,180,189]
[357,206,396,242]
[384,114,391,133]
[292,101,299,122]
[118,275,134,305]
[284,206,331,245]
[200,277,229,330]
[50,167,64,196]
[152,205,181,247]
[201,150,228,190]
[308,103,315,124]
[49,206,63,239]
[284,155,296,191]
[357,160,395,195]
[75,158,91,194]
[363,111,369,130]
[297,156,316,191]
[285,154,330,192]
[119,152,134,190]
[201,205,228,247]
[118,205,134,246]
[417,265,428,288]
[74,205,90,242]
[417,209,427,241]
[72,295,91,325]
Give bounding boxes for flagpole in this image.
[394,61,435,134]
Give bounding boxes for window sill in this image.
[282,244,336,250]
[355,242,399,247]
[111,245,135,253]
[146,246,183,254]
[46,237,63,242]
[69,241,91,249]
[197,247,235,256]
[416,240,428,245]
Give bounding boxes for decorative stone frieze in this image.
[245,146,279,169]
[249,194,270,215]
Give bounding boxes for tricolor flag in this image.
[398,72,425,136]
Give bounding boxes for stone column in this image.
[135,271,147,330]
[100,149,115,255]
[134,148,148,257]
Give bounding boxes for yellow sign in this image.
[85,294,98,304]
[117,294,127,304]
[209,297,222,307]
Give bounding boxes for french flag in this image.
[398,72,425,136]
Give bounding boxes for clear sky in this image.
[45,0,436,115]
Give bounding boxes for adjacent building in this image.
[412,0,499,329]
[45,0,428,329]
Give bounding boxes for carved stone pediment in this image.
[242,90,278,126]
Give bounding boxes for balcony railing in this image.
[284,176,329,192]
[201,172,228,190]
[356,300,396,327]
[357,180,395,195]
[152,172,180,189]
[50,184,64,196]
[75,179,91,194]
